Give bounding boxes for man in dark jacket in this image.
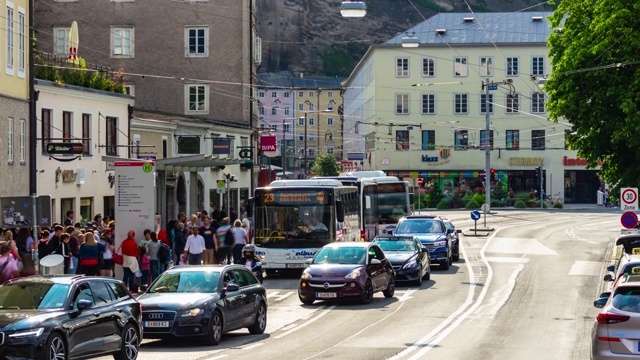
[237,244,263,283]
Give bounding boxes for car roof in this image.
[6,274,113,285]
[400,215,442,221]
[373,235,417,241]
[165,264,245,273]
[323,242,371,248]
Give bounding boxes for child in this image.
[138,246,151,288]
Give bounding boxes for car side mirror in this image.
[139,285,148,293]
[594,297,608,308]
[603,274,614,282]
[223,283,240,293]
[421,246,429,253]
[305,258,313,265]
[76,299,93,311]
[599,292,611,299]
[607,265,615,272]
[446,228,454,234]
[369,258,381,265]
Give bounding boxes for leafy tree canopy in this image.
[310,152,341,176]
[546,1,640,190]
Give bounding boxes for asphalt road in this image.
[118,208,622,360]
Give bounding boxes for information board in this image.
[257,190,329,206]
[0,195,52,228]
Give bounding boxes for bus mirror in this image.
[336,200,345,223]
[246,197,254,217]
[365,196,371,210]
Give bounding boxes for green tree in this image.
[545,1,640,189]
[310,152,341,176]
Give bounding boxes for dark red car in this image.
[298,242,395,305]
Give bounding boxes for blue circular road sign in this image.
[621,211,638,229]
[470,210,481,221]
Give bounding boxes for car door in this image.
[415,238,429,275]
[366,245,386,291]
[66,283,104,358]
[232,268,260,326]
[90,281,122,352]
[220,270,245,331]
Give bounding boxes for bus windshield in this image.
[254,206,334,248]
[377,183,410,224]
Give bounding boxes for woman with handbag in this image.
[77,233,106,276]
[121,230,140,292]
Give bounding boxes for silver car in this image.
[592,275,640,359]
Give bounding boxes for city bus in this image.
[252,179,360,271]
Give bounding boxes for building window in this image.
[396,58,409,77]
[327,102,334,111]
[283,92,290,98]
[185,26,208,57]
[308,103,315,111]
[308,148,316,157]
[480,130,494,150]
[123,84,135,96]
[308,118,315,126]
[18,9,25,76]
[112,27,133,57]
[6,4,14,73]
[106,116,118,156]
[54,27,70,55]
[480,57,493,76]
[454,57,467,76]
[422,57,435,77]
[258,91,265,98]
[327,146,334,155]
[42,109,52,151]
[259,106,265,115]
[531,92,545,113]
[270,91,277,98]
[298,91,304,98]
[327,118,334,126]
[298,134,304,142]
[327,91,333,98]
[186,84,208,113]
[506,57,519,76]
[454,93,468,114]
[532,130,545,150]
[7,118,14,164]
[271,107,278,115]
[396,94,409,114]
[284,107,290,115]
[19,119,25,164]
[506,130,519,150]
[82,113,91,155]
[298,103,304,111]
[480,94,494,114]
[259,123,265,132]
[309,91,314,97]
[506,93,519,113]
[325,131,334,142]
[421,130,435,150]
[421,94,435,114]
[271,125,277,132]
[395,130,409,151]
[62,111,72,142]
[532,56,544,76]
[309,133,315,142]
[283,123,292,133]
[298,118,304,126]
[455,130,468,149]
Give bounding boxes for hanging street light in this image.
[401,32,419,48]
[340,1,367,18]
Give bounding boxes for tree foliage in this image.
[545,1,640,189]
[310,152,341,176]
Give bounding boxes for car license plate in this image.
[144,321,169,328]
[316,292,337,298]
[287,263,305,269]
[633,248,640,255]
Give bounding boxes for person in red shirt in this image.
[121,230,139,291]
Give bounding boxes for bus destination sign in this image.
[260,190,328,206]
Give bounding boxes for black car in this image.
[440,217,462,262]
[395,215,453,270]
[137,265,267,345]
[0,275,141,360]
[373,235,430,286]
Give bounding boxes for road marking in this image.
[267,291,294,302]
[468,264,524,321]
[398,289,417,302]
[568,261,601,276]
[486,237,558,256]
[484,257,530,263]
[242,342,264,350]
[274,305,336,339]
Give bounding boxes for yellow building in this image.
[0,0,30,197]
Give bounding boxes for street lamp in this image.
[401,32,420,48]
[340,1,367,18]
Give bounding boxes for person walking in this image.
[138,246,150,288]
[14,228,35,277]
[99,229,115,277]
[65,226,79,274]
[171,223,186,264]
[63,210,74,226]
[214,218,233,265]
[121,230,140,292]
[231,219,249,264]
[604,189,610,208]
[146,231,162,281]
[183,227,205,265]
[200,216,216,265]
[77,233,105,276]
[0,243,20,284]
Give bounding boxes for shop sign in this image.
[422,155,439,162]
[563,156,588,166]
[509,157,544,166]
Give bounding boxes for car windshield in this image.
[396,219,444,234]
[612,288,640,313]
[149,271,220,293]
[376,239,417,252]
[0,282,70,310]
[313,247,366,265]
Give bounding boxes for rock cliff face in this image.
[256,0,556,76]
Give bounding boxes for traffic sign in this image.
[621,211,638,229]
[46,142,84,155]
[621,188,638,211]
[216,179,227,194]
[487,83,498,91]
[470,210,481,221]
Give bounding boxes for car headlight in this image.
[301,271,312,280]
[181,308,203,317]
[433,240,446,247]
[8,328,44,338]
[345,269,362,280]
[402,259,418,270]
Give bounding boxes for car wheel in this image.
[424,267,431,281]
[248,301,267,335]
[206,311,223,346]
[46,333,67,360]
[361,280,374,304]
[113,323,139,360]
[383,276,395,298]
[452,248,460,262]
[415,267,423,286]
[440,258,450,271]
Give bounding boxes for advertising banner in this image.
[213,138,232,155]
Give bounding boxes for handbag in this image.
[112,244,124,265]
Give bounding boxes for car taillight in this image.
[596,312,630,324]
[598,337,622,342]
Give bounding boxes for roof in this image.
[324,241,371,248]
[258,72,346,90]
[385,12,555,46]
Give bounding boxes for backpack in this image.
[158,243,171,264]
[224,227,236,246]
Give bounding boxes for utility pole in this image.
[484,76,491,213]
[304,111,308,176]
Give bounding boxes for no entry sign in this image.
[621,211,639,229]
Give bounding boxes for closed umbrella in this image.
[69,21,79,60]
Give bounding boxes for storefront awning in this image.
[155,154,244,172]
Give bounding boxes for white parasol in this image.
[68,21,79,60]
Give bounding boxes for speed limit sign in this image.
[621,187,638,211]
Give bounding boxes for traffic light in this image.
[534,166,540,178]
[490,168,496,181]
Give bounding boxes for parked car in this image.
[394,215,453,270]
[0,275,141,360]
[136,265,267,345]
[298,242,395,305]
[439,216,462,262]
[592,274,640,359]
[616,234,640,255]
[604,254,640,289]
[373,235,430,286]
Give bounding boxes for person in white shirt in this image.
[231,220,249,264]
[307,214,328,232]
[183,227,206,265]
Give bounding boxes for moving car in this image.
[373,235,430,286]
[592,275,640,359]
[440,216,462,262]
[0,275,141,360]
[394,215,453,270]
[298,242,395,305]
[136,265,267,345]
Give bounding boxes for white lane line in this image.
[484,257,530,263]
[389,233,477,360]
[242,342,264,351]
[467,264,524,322]
[274,305,336,339]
